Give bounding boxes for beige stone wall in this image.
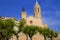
[25,16,47,28]
[33,35,44,40]
[21,12,26,19]
[18,32,44,40]
[25,16,42,26]
[10,34,17,40]
[18,32,26,40]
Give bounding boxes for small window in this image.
[30,20,32,24]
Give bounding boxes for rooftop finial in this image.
[36,0,38,4]
[22,7,25,12]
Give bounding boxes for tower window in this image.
[38,8,39,12]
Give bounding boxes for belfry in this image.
[34,0,41,19]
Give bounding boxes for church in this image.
[0,0,60,40]
[21,0,47,28]
[11,0,47,40]
[0,0,47,40]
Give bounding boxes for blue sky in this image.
[0,0,60,32]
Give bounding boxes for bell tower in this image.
[34,0,41,19]
[21,8,26,19]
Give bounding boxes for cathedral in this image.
[0,0,60,40]
[0,0,47,40]
[11,0,47,40]
[21,0,47,28]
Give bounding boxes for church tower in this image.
[21,8,26,19]
[34,0,41,19]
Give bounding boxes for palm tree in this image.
[13,19,26,40]
[22,25,38,40]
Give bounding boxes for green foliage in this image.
[48,29,58,38]
[54,32,58,38]
[0,19,5,30]
[4,19,15,28]
[38,27,58,40]
[38,27,43,34]
[13,19,26,35]
[0,34,4,40]
[3,19,15,38]
[19,19,26,28]
[22,25,38,37]
[18,19,26,33]
[0,19,5,39]
[42,28,50,37]
[12,19,26,40]
[0,19,15,39]
[0,18,58,40]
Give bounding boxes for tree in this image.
[0,19,5,40]
[48,30,58,40]
[18,19,26,33]
[3,19,15,40]
[0,33,5,40]
[13,19,26,40]
[22,25,38,40]
[38,27,50,40]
